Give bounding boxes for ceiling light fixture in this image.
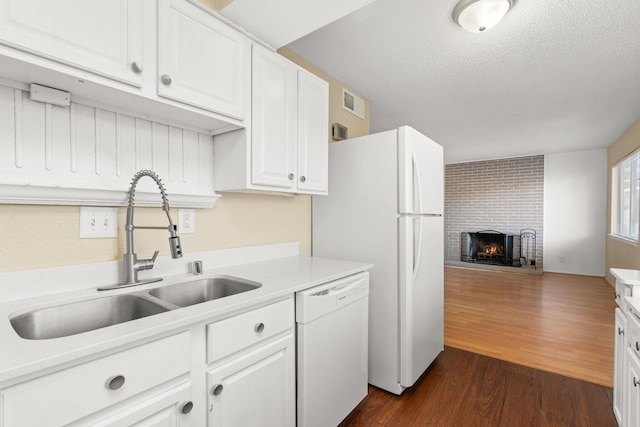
[452,0,514,33]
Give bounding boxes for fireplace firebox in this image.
[461,230,514,266]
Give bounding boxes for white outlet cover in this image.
[178,208,195,234]
[79,207,119,238]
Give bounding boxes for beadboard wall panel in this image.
[0,83,218,207]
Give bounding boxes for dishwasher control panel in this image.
[295,271,369,324]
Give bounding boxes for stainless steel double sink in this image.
[10,276,262,340]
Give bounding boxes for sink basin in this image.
[10,295,169,340]
[149,275,262,307]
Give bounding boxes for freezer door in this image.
[398,215,444,388]
[398,126,444,215]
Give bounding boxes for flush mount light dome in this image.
[453,0,514,33]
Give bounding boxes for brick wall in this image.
[444,156,544,266]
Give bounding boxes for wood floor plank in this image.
[444,266,616,387]
[340,268,618,426]
[340,348,618,427]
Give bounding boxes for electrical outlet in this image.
[178,208,195,234]
[79,207,118,238]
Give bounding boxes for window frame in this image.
[612,149,640,242]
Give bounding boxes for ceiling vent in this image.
[342,88,365,119]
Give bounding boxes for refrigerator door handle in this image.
[411,153,424,213]
[413,216,423,281]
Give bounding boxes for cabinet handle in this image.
[619,327,625,336]
[300,176,306,183]
[636,341,639,352]
[161,74,173,85]
[254,322,265,333]
[131,62,144,73]
[181,401,194,415]
[212,384,224,396]
[288,173,294,180]
[106,375,125,390]
[634,377,640,387]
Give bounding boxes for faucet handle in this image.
[138,250,159,271]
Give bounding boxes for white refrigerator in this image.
[312,126,444,395]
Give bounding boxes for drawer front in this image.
[616,281,631,310]
[207,298,294,364]
[1,332,191,427]
[629,307,640,359]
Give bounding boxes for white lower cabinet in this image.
[0,297,295,427]
[206,297,296,426]
[625,347,640,427]
[621,304,640,427]
[615,308,627,425]
[0,332,192,427]
[207,333,296,426]
[85,382,194,427]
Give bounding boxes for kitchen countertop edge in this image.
[0,255,373,385]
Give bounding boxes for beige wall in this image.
[0,16,370,274]
[0,194,310,272]
[278,48,370,139]
[605,119,640,284]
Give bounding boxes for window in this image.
[612,149,640,241]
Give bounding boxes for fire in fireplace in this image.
[461,230,514,266]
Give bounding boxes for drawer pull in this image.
[636,341,640,352]
[254,322,265,333]
[619,327,625,336]
[616,292,621,299]
[181,401,194,415]
[107,375,125,390]
[212,384,224,396]
[288,173,294,180]
[634,378,640,387]
[161,74,173,85]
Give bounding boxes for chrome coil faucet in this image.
[99,170,182,290]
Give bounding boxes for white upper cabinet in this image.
[0,0,248,134]
[297,69,329,193]
[0,0,144,87]
[158,0,246,120]
[213,44,329,195]
[250,44,298,190]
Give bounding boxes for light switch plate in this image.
[79,207,119,238]
[178,209,195,234]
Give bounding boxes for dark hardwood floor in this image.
[340,347,617,427]
[339,267,617,426]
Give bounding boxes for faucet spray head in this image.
[168,224,182,259]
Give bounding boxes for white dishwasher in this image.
[296,271,370,427]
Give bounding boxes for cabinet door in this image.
[251,44,297,190]
[615,308,627,426]
[297,68,329,194]
[0,0,144,86]
[76,382,194,427]
[207,333,295,427]
[157,0,246,119]
[625,349,640,427]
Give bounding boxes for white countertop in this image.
[611,268,640,286]
[628,297,640,312]
[0,255,372,384]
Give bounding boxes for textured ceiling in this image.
[286,0,640,163]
